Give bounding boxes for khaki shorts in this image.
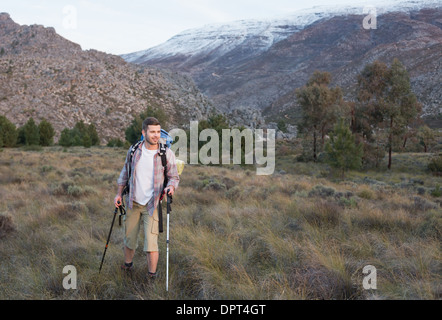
[123,201,159,252]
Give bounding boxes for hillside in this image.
[123,3,442,128]
[0,13,213,143]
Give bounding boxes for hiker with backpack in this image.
[114,117,180,279]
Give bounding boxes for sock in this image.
[124,262,133,267]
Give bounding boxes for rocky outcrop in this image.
[0,13,212,143]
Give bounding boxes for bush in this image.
[0,214,15,239]
[58,121,100,147]
[308,185,336,197]
[428,154,442,175]
[107,138,124,147]
[0,115,17,147]
[325,118,363,178]
[413,196,439,212]
[430,185,441,198]
[357,188,375,200]
[300,200,342,228]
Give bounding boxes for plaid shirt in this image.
[117,143,180,215]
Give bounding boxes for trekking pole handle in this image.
[167,194,172,212]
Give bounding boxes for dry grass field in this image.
[0,145,440,300]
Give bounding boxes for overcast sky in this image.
[0,0,419,55]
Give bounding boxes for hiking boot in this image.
[121,262,134,271]
[147,271,157,280]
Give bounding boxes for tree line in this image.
[0,116,100,148]
[294,58,439,175]
[0,58,439,175]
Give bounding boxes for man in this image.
[114,117,179,278]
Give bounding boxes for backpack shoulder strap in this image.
[130,140,143,162]
[159,143,167,168]
[124,140,142,189]
[158,142,169,233]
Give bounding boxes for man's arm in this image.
[164,148,180,196]
[115,147,131,207]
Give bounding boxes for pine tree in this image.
[59,128,72,147]
[0,115,17,147]
[87,123,100,146]
[23,118,40,146]
[325,118,363,179]
[38,118,55,146]
[82,134,92,148]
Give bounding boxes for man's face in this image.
[142,125,161,147]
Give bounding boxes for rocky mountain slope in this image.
[124,1,441,129]
[0,13,212,143]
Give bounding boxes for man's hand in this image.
[114,194,122,208]
[165,186,175,197]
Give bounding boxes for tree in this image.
[38,118,55,146]
[59,128,72,147]
[277,119,288,133]
[191,113,230,165]
[418,125,436,153]
[82,134,92,148]
[357,59,422,169]
[23,118,40,146]
[125,115,144,144]
[0,115,17,147]
[58,121,100,148]
[296,71,346,161]
[87,123,100,146]
[384,59,422,168]
[325,118,363,179]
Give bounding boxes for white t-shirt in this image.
[133,143,156,206]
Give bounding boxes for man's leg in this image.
[144,207,160,277]
[124,246,135,264]
[122,203,143,269]
[146,251,159,273]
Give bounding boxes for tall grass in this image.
[0,146,440,299]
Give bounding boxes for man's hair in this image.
[142,117,161,132]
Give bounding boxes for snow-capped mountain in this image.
[122,0,441,127]
[122,20,299,62]
[122,0,440,63]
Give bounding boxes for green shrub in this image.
[0,115,17,147]
[428,154,442,174]
[107,138,124,147]
[430,184,441,197]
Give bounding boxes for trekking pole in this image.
[99,204,122,273]
[166,193,172,292]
